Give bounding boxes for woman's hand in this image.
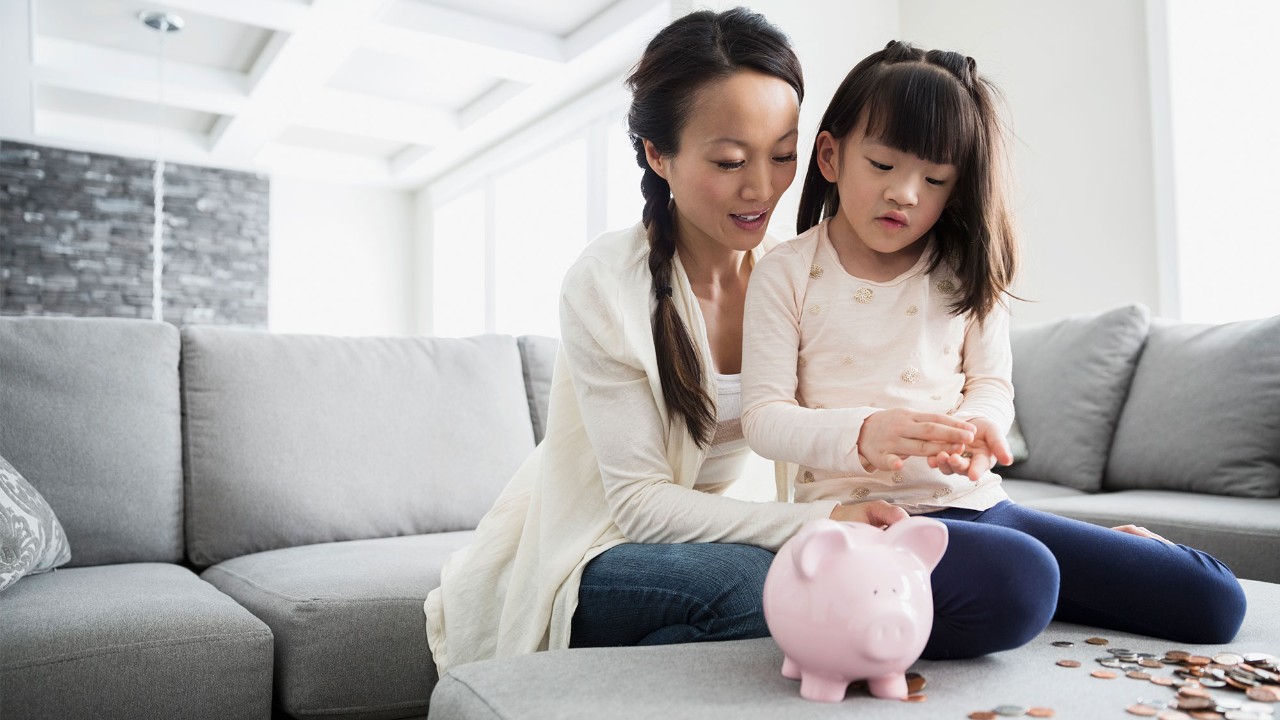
[929,416,1014,482]
[830,499,908,529]
[857,408,975,472]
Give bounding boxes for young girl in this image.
[742,41,1246,649]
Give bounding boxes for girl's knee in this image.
[1176,559,1247,643]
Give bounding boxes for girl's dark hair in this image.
[797,40,1018,322]
[626,7,803,447]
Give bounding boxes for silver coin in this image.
[1215,652,1245,666]
[994,706,1027,717]
[1099,659,1126,668]
[1244,653,1277,665]
[1199,678,1227,688]
[1052,640,1075,648]
[1218,698,1245,710]
[1108,648,1134,655]
[1241,701,1276,715]
[1224,711,1265,720]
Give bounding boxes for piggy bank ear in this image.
[884,517,949,572]
[791,519,855,579]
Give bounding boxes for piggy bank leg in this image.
[867,673,908,700]
[780,655,801,680]
[798,672,851,703]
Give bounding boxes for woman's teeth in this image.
[734,213,764,221]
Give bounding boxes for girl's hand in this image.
[857,408,975,472]
[830,499,908,529]
[1113,524,1175,545]
[928,417,1014,482]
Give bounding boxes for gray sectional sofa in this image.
[1,305,1277,720]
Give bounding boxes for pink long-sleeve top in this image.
[741,220,1013,514]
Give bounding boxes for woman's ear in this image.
[814,131,840,183]
[643,139,669,181]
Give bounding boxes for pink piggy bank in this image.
[762,516,948,702]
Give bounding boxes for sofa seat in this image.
[0,563,274,720]
[431,578,1280,719]
[202,531,476,720]
[1001,478,1089,503]
[1017,489,1280,583]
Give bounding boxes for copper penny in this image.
[1187,713,1220,720]
[1151,676,1176,686]
[968,713,997,720]
[905,672,926,694]
[1176,697,1215,711]
[902,694,927,702]
[1157,712,1192,720]
[1092,670,1118,679]
[1247,685,1280,702]
[1179,686,1212,698]
[1027,708,1055,718]
[1057,659,1082,668]
[1140,659,1165,668]
[1127,671,1153,681]
[1127,706,1158,717]
[1185,656,1212,666]
[1085,637,1110,645]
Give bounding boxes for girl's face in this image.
[816,118,956,261]
[644,70,800,256]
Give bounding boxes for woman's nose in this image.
[742,165,772,202]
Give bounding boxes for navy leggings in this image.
[571,501,1247,659]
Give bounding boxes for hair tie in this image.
[656,286,673,299]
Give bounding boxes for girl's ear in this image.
[814,131,840,183]
[643,139,669,181]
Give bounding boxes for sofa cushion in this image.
[202,532,475,720]
[1022,490,1280,583]
[1007,304,1149,491]
[517,335,558,444]
[182,329,533,566]
[1105,315,1280,498]
[431,579,1280,719]
[999,477,1088,504]
[0,317,183,566]
[0,563,273,720]
[0,452,71,592]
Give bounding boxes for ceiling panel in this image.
[412,0,621,36]
[326,48,496,110]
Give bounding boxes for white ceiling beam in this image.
[35,109,211,161]
[0,0,35,138]
[300,87,458,145]
[255,143,396,186]
[392,0,669,186]
[152,0,309,33]
[564,0,669,60]
[32,37,247,116]
[357,24,559,84]
[379,0,564,63]
[210,0,393,163]
[459,81,527,127]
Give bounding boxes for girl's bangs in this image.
[861,64,978,168]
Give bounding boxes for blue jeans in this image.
[570,501,1246,659]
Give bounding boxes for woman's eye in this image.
[716,160,746,170]
[773,153,798,163]
[926,177,947,186]
[869,160,892,171]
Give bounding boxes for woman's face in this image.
[644,70,800,255]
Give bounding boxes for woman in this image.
[424,8,1053,676]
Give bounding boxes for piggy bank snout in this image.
[862,610,919,661]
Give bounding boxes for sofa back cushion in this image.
[1007,304,1150,491]
[517,335,558,444]
[182,328,535,567]
[0,317,183,566]
[1105,315,1280,498]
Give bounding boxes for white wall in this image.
[268,176,415,336]
[899,0,1161,326]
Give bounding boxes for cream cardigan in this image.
[423,223,837,676]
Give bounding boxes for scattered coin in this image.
[1057,659,1082,668]
[1177,696,1216,711]
[1166,651,1192,661]
[1152,677,1177,686]
[906,672,926,694]
[1051,641,1075,648]
[1141,659,1166,668]
[1187,656,1213,666]
[1027,709,1056,718]
[1181,686,1213,699]
[1216,653,1247,667]
[968,713,997,720]
[1129,671,1154,681]
[1086,637,1110,645]
[1127,705,1157,716]
[1248,685,1280,702]
[993,705,1026,717]
[1093,670,1118,679]
[902,694,927,702]
[1158,712,1192,720]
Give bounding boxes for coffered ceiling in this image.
[0,0,670,187]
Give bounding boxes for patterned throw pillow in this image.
[0,453,71,592]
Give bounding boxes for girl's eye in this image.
[869,160,892,171]
[773,153,798,163]
[716,160,746,170]
[926,177,947,186]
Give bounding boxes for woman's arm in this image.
[559,255,836,551]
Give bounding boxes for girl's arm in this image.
[740,245,878,472]
[954,301,1015,433]
[559,255,836,551]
